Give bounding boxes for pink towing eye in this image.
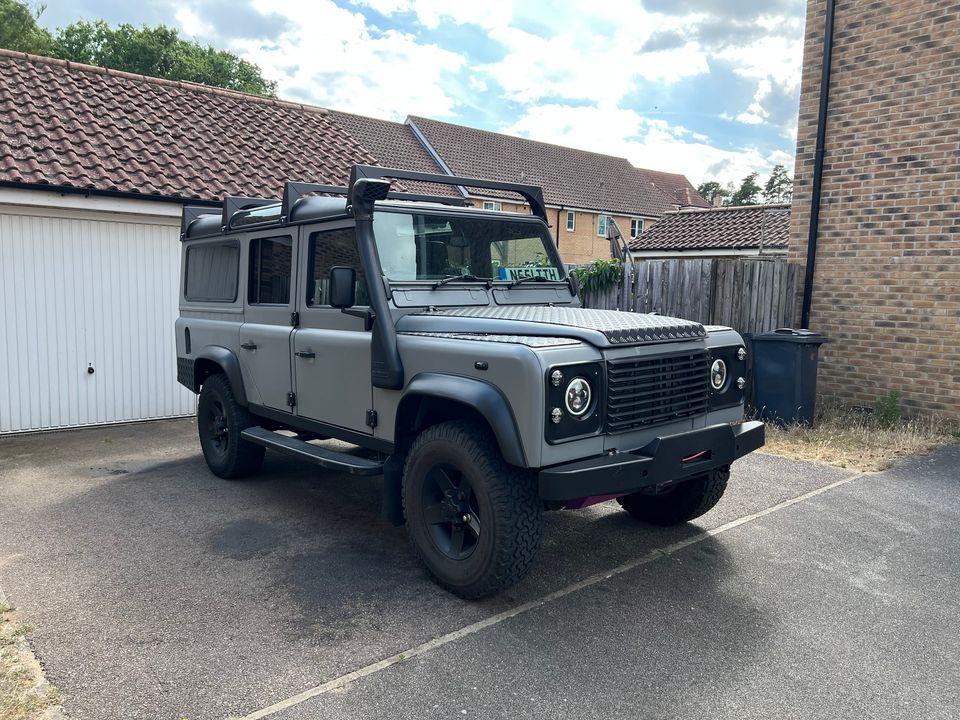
[681,450,710,463]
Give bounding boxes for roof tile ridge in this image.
[408,115,632,163]
[0,49,329,115]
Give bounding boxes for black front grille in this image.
[606,351,710,433]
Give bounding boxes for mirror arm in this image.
[342,307,376,331]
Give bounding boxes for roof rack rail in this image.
[280,180,467,220]
[221,196,276,230]
[350,165,548,222]
[181,205,214,239]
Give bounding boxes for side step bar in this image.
[241,426,384,476]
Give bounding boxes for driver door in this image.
[292,222,374,434]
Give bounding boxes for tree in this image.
[729,172,762,206]
[50,20,277,97]
[0,0,53,55]
[763,164,793,203]
[695,180,729,206]
[0,3,277,98]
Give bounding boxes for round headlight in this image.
[565,377,592,417]
[710,359,727,391]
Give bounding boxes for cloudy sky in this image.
[38,0,807,186]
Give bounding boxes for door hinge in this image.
[290,311,300,328]
[365,409,378,428]
[287,392,297,407]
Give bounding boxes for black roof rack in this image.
[280,180,467,220]
[182,165,548,240]
[350,165,548,222]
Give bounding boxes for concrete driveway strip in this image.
[0,418,938,719]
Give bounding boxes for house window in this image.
[597,214,610,237]
[566,210,575,232]
[483,200,503,211]
[248,236,292,305]
[630,219,644,237]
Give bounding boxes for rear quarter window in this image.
[185,242,240,302]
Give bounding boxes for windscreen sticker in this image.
[498,266,563,281]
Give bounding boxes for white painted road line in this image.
[235,473,864,720]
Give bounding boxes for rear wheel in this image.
[402,421,543,599]
[197,374,265,479]
[618,466,729,526]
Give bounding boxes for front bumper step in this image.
[538,420,764,502]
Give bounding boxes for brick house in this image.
[629,204,790,258]
[790,0,960,418]
[407,116,708,264]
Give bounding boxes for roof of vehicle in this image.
[183,195,546,240]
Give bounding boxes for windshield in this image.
[372,210,565,282]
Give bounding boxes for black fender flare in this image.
[193,346,248,406]
[398,373,527,467]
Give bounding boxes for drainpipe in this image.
[800,0,837,329]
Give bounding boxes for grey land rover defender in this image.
[176,165,764,599]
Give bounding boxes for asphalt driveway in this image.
[0,419,957,719]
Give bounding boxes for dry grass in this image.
[0,598,60,720]
[760,398,960,472]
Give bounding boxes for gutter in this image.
[800,0,837,328]
[0,180,220,207]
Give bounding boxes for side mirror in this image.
[328,266,356,308]
[567,271,580,297]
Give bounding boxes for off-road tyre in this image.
[197,373,265,479]
[618,466,730,526]
[402,420,543,599]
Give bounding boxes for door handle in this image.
[295,350,316,359]
[240,341,258,351]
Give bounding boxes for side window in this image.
[248,236,292,305]
[308,228,369,307]
[185,242,239,302]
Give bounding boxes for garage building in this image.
[0,49,377,433]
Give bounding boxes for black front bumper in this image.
[538,420,765,502]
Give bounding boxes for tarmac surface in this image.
[1,418,957,719]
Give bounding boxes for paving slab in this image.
[1,419,859,719]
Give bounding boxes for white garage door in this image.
[0,203,196,433]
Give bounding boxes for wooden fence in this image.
[576,257,800,335]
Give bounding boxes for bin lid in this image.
[751,327,829,344]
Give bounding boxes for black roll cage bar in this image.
[181,165,550,240]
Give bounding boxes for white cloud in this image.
[503,103,768,186]
[233,0,466,119]
[174,7,214,38]
[349,0,508,30]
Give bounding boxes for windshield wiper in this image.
[432,274,492,289]
[506,274,558,289]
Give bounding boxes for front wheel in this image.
[402,421,543,599]
[618,466,729,526]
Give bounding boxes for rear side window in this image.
[249,236,292,305]
[184,242,239,302]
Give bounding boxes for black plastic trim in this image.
[538,420,764,502]
[248,403,395,454]
[400,373,527,467]
[191,346,248,406]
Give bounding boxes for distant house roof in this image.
[407,115,690,217]
[327,110,460,198]
[638,168,711,209]
[628,203,791,253]
[0,49,378,203]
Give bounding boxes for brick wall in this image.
[790,0,960,417]
[468,199,651,264]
